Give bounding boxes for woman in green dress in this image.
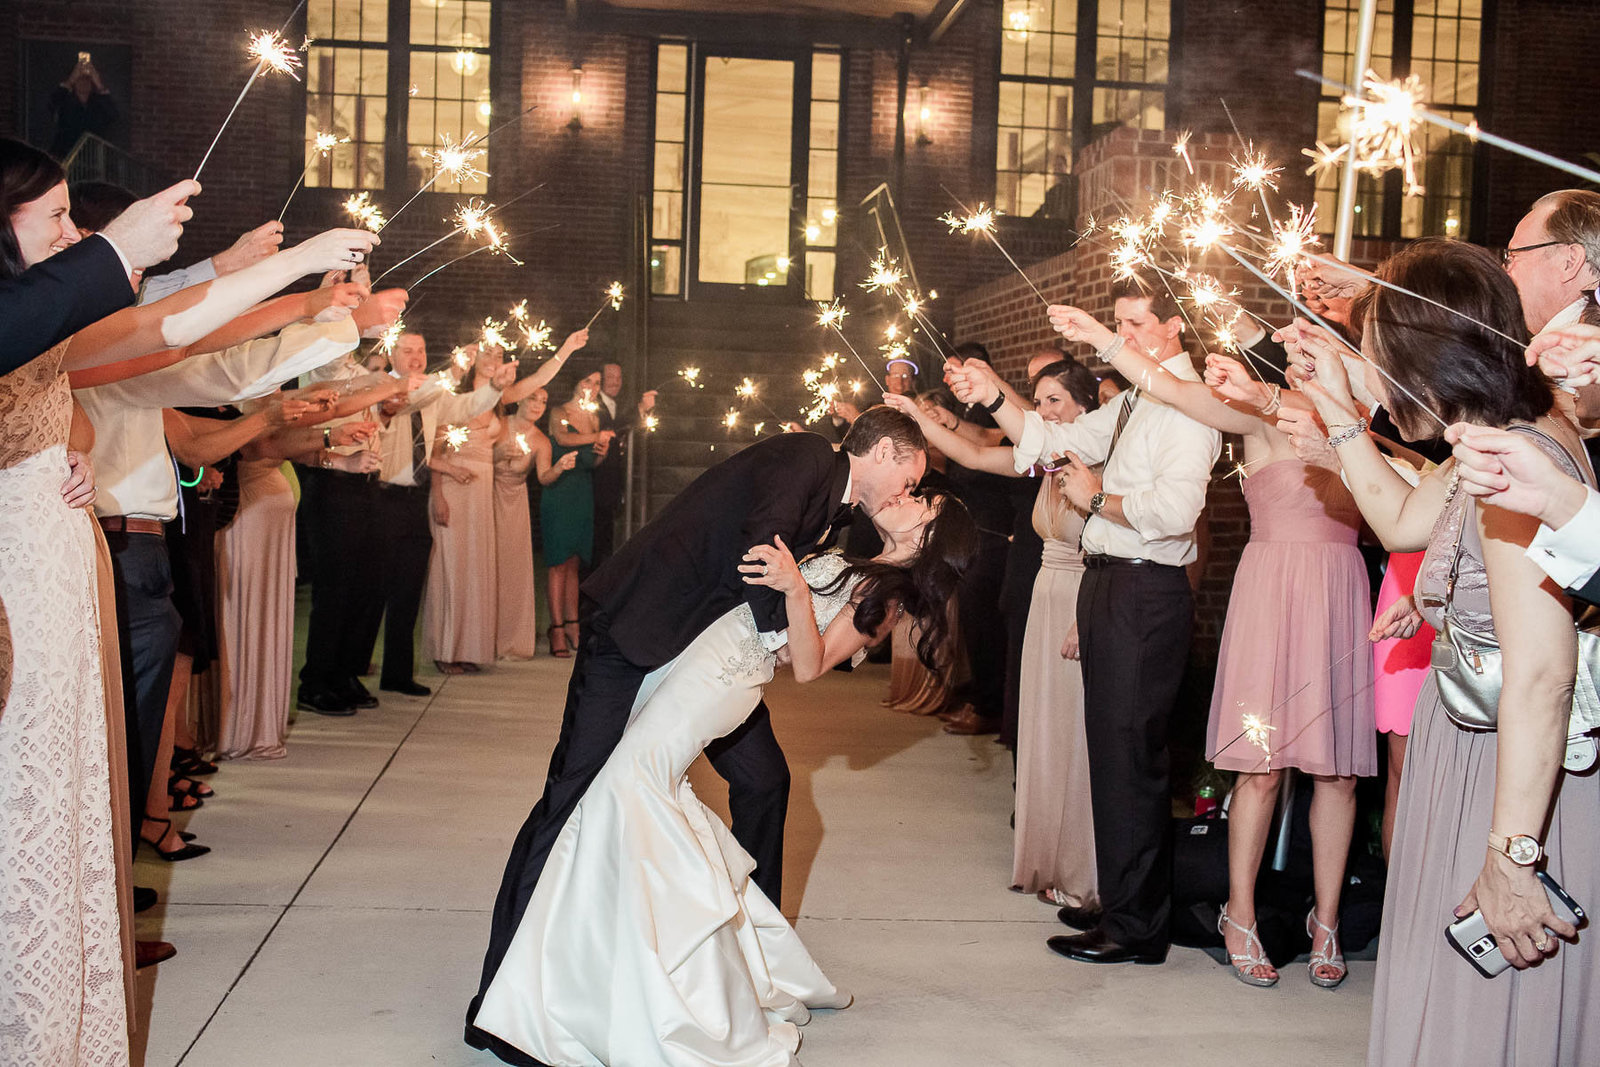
[542,370,614,655]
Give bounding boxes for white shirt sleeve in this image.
[1118,415,1218,541]
[759,628,788,651]
[137,258,217,305]
[86,318,359,408]
[1527,486,1600,590]
[1010,400,1119,471]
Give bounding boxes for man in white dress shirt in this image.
[947,273,1220,965]
[354,332,506,696]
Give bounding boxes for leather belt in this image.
[99,516,166,537]
[1082,553,1178,571]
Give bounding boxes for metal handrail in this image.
[61,133,172,196]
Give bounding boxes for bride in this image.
[476,490,975,1066]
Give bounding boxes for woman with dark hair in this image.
[493,386,577,660]
[1290,239,1598,1064]
[0,138,374,1062]
[543,368,613,655]
[475,490,975,1066]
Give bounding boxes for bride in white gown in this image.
[477,492,975,1067]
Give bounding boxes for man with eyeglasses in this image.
[1503,189,1600,336]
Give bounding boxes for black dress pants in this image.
[105,530,182,853]
[468,605,791,1059]
[353,483,433,688]
[1077,558,1194,949]
[998,529,1044,749]
[298,467,380,691]
[952,529,1010,719]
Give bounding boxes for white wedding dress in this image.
[478,554,859,1066]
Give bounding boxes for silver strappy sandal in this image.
[1218,904,1279,988]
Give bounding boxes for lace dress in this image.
[478,553,860,1066]
[0,345,129,1064]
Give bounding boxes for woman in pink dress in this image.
[1369,548,1433,861]
[492,388,578,659]
[1069,323,1374,991]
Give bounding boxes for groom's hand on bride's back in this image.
[774,645,793,668]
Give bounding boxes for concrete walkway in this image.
[135,657,1373,1066]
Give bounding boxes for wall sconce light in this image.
[915,83,932,145]
[568,67,584,131]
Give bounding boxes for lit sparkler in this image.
[678,366,703,389]
[195,26,308,180]
[723,408,740,431]
[521,319,555,352]
[375,319,405,357]
[583,281,625,329]
[939,192,1053,307]
[643,414,660,432]
[480,316,514,353]
[343,192,387,232]
[444,425,470,451]
[1173,130,1195,173]
[278,129,348,221]
[1240,712,1275,759]
[509,299,528,323]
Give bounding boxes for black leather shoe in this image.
[134,886,158,913]
[380,680,432,697]
[1057,904,1103,931]
[1046,927,1168,965]
[339,678,380,709]
[297,687,355,716]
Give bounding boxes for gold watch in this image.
[1487,829,1543,867]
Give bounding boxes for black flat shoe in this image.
[380,680,432,697]
[1046,928,1167,965]
[134,886,159,913]
[1056,904,1103,931]
[297,687,356,716]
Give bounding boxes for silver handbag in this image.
[1428,465,1600,772]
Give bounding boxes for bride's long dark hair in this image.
[816,490,977,677]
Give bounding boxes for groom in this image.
[468,406,927,1058]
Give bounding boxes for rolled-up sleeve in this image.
[1119,416,1219,542]
[1010,402,1118,472]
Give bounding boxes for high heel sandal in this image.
[1306,908,1347,989]
[170,774,214,800]
[562,619,581,649]
[1218,904,1279,988]
[167,780,202,812]
[139,817,211,862]
[548,623,572,659]
[172,746,217,776]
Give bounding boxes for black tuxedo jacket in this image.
[581,431,852,667]
[1569,572,1600,610]
[591,393,634,508]
[0,236,133,374]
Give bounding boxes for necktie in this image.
[1079,388,1139,552]
[411,410,430,488]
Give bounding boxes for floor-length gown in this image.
[1012,482,1095,904]
[478,553,857,1066]
[0,345,129,1064]
[1204,459,1376,776]
[494,427,540,660]
[210,457,297,759]
[1369,447,1600,1066]
[425,414,499,665]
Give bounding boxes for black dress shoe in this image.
[339,678,380,709]
[134,886,158,913]
[1057,904,1103,931]
[296,687,355,716]
[380,679,432,697]
[1047,927,1168,965]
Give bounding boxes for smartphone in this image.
[78,51,91,65]
[1445,870,1586,978]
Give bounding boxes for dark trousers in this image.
[353,484,433,687]
[998,533,1044,749]
[1077,559,1193,948]
[952,530,1010,719]
[591,498,618,568]
[105,530,182,854]
[469,606,790,1055]
[298,467,380,690]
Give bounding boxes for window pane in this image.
[407,50,491,194]
[653,190,683,240]
[411,0,490,47]
[654,142,683,193]
[650,244,682,296]
[808,150,837,199]
[805,250,836,301]
[656,93,685,143]
[658,44,688,90]
[698,58,796,285]
[306,45,388,190]
[812,52,841,102]
[312,0,387,43]
[805,198,837,246]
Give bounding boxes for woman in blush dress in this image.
[1067,318,1374,992]
[541,370,612,656]
[426,345,503,673]
[1292,240,1599,1066]
[492,388,578,660]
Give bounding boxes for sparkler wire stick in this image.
[1219,242,1450,429]
[1298,249,1528,349]
[196,2,309,182]
[823,324,887,393]
[404,224,554,291]
[941,187,1053,307]
[377,104,538,232]
[1298,69,1600,189]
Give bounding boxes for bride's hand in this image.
[740,536,806,596]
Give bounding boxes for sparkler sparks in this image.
[861,251,905,294]
[736,377,758,400]
[582,282,626,329]
[480,317,514,352]
[1173,130,1195,173]
[1240,713,1275,758]
[1345,73,1427,195]
[343,192,386,232]
[444,425,470,451]
[940,205,997,235]
[424,132,488,186]
[521,319,554,352]
[817,299,848,330]
[1230,151,1281,193]
[248,30,303,79]
[643,414,660,432]
[452,346,473,371]
[509,299,528,323]
[723,409,740,431]
[278,129,349,221]
[678,366,703,389]
[1266,203,1320,285]
[376,319,405,356]
[515,432,531,455]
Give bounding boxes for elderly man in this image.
[1506,190,1600,337]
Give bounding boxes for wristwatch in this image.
[982,392,1005,414]
[1088,491,1107,516]
[1488,829,1543,866]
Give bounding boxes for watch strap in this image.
[982,392,1005,414]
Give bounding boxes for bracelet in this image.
[982,392,1005,414]
[1095,335,1126,363]
[1325,417,1369,448]
[1258,384,1282,417]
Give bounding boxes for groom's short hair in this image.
[840,405,926,460]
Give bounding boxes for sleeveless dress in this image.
[540,435,595,569]
[477,553,860,1066]
[493,428,540,659]
[1204,459,1376,776]
[1369,438,1600,1066]
[1012,479,1096,906]
[1372,551,1433,736]
[210,457,297,759]
[0,345,129,1064]
[424,414,499,665]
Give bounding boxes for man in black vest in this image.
[468,408,927,1058]
[589,361,656,568]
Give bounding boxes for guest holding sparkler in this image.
[1072,313,1376,989]
[543,369,613,656]
[947,272,1220,966]
[885,354,918,396]
[1288,239,1597,1066]
[426,344,511,674]
[590,360,655,568]
[495,389,577,659]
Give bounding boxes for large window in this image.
[1316,0,1482,240]
[303,0,492,194]
[997,0,1172,218]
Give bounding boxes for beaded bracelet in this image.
[1325,417,1370,449]
[1258,384,1282,417]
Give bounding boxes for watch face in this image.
[1507,835,1540,865]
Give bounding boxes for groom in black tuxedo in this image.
[468,407,927,1059]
